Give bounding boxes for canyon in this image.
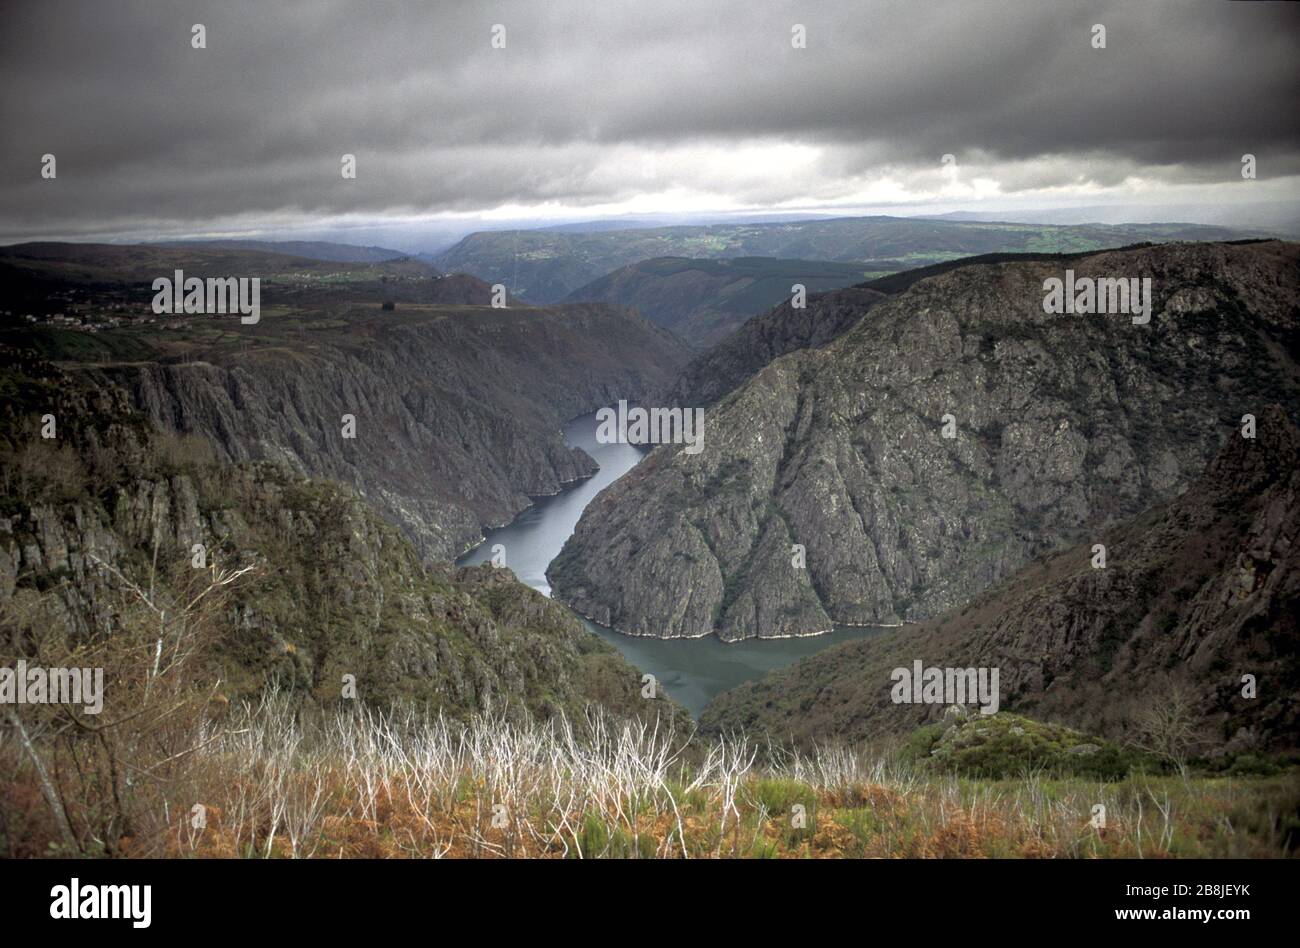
[549,241,1300,642]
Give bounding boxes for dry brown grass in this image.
[5,695,1293,859]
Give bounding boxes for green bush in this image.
[911,712,1139,780]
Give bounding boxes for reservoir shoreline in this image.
[457,409,885,716]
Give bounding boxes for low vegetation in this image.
[3,695,1295,859]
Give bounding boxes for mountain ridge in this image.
[549,240,1300,640]
[435,215,1267,303]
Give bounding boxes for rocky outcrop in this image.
[86,302,689,561]
[549,241,1300,640]
[0,349,691,727]
[659,247,1155,412]
[699,405,1300,751]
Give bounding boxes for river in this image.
[457,411,885,717]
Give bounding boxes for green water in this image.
[458,410,885,716]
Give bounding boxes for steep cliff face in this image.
[699,406,1300,751]
[549,241,1300,640]
[663,287,887,408]
[86,302,689,561]
[659,247,1161,411]
[0,349,689,727]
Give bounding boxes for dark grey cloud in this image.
[1,0,1297,241]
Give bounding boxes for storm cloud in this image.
[1,0,1297,241]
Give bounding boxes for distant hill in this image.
[564,256,873,348]
[435,215,1265,304]
[538,220,660,233]
[919,203,1300,234]
[159,238,412,264]
[0,240,437,287]
[0,242,452,316]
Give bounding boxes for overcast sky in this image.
[2,0,1297,245]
